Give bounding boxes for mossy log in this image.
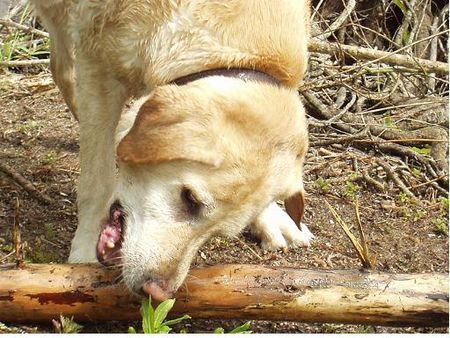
[0,263,448,327]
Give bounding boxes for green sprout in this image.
[128,296,190,334]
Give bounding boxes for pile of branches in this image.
[1,0,448,200]
[302,0,449,200]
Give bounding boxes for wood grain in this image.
[0,263,447,326]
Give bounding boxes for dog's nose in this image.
[142,280,173,302]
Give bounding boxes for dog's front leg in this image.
[251,202,314,250]
[68,62,126,263]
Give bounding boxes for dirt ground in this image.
[0,72,448,333]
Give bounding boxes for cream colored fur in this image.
[31,0,312,296]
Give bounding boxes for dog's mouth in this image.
[97,201,125,266]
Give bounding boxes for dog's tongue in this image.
[142,282,172,302]
[97,208,123,266]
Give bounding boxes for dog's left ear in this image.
[284,190,305,225]
[117,90,221,167]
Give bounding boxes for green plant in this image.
[433,218,448,236]
[314,177,331,193]
[19,120,42,136]
[0,4,50,63]
[398,191,409,204]
[439,197,449,214]
[43,151,58,165]
[214,321,252,334]
[129,296,252,334]
[410,146,431,155]
[52,315,83,333]
[344,175,360,199]
[412,209,426,222]
[128,296,190,334]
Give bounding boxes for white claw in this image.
[106,241,115,249]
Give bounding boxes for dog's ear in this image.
[117,92,221,166]
[284,190,305,225]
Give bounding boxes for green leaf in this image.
[161,314,191,327]
[154,298,176,330]
[214,327,225,334]
[55,315,83,334]
[141,296,155,333]
[229,321,252,334]
[128,327,137,334]
[411,146,431,155]
[158,325,172,333]
[411,167,421,177]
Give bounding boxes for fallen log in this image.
[0,263,448,327]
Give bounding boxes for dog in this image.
[31,0,312,300]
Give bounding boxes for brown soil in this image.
[0,72,448,333]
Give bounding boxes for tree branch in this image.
[309,38,449,75]
[0,263,448,327]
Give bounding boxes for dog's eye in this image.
[181,187,201,216]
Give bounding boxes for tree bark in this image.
[0,263,448,327]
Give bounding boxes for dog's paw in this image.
[68,249,98,263]
[251,202,314,250]
[68,233,98,263]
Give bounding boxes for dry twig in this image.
[0,162,53,204]
[0,18,49,37]
[308,35,449,76]
[13,197,24,268]
[324,199,374,269]
[0,59,50,67]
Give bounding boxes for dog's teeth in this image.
[106,241,115,249]
[101,250,105,255]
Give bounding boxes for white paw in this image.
[251,202,314,250]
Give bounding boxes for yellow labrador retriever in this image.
[31,0,312,300]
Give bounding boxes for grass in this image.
[0,4,50,64]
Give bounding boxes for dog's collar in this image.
[172,68,281,87]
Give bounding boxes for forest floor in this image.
[0,71,448,333]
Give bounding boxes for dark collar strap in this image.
[172,68,281,86]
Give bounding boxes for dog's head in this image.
[97,77,308,300]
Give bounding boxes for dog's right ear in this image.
[284,189,305,226]
[117,90,221,167]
